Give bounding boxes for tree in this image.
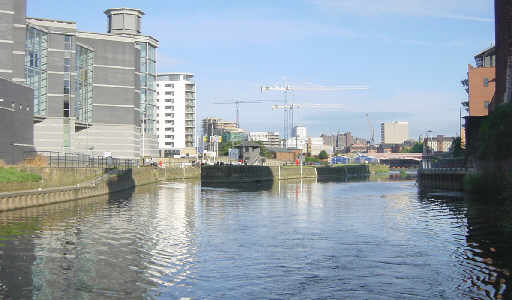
[461,78,469,112]
[409,142,424,153]
[449,137,464,158]
[318,150,328,160]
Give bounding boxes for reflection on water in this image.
[0,178,510,299]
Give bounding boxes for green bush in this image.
[478,102,512,160]
[0,168,42,183]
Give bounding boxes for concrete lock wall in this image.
[0,166,201,212]
[201,165,370,183]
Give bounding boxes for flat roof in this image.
[158,73,195,76]
[104,8,145,16]
[474,46,496,58]
[26,17,76,25]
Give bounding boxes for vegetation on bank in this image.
[369,164,389,174]
[0,167,42,183]
[477,102,512,161]
[401,142,423,153]
[464,102,512,199]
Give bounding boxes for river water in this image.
[0,178,511,299]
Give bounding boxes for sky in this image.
[28,0,495,141]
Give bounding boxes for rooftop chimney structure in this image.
[104,8,144,35]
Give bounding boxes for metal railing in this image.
[421,155,468,169]
[23,151,140,169]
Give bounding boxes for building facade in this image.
[494,0,512,107]
[156,73,196,156]
[380,122,408,144]
[0,0,160,159]
[0,78,34,164]
[468,47,496,116]
[249,131,281,148]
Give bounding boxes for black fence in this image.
[421,155,467,169]
[23,151,140,169]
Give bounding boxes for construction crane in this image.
[272,103,345,148]
[365,113,375,145]
[260,81,369,140]
[212,99,281,128]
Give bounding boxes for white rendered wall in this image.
[156,78,188,151]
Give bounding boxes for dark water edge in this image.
[0,177,511,299]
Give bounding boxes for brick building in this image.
[468,47,496,116]
[494,0,512,107]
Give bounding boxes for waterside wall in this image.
[201,165,369,183]
[0,167,200,212]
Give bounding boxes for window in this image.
[165,99,174,103]
[165,84,174,88]
[165,142,174,146]
[64,35,72,50]
[484,77,489,87]
[165,106,174,110]
[165,113,174,117]
[484,101,490,109]
[165,127,174,131]
[165,135,174,139]
[165,120,174,124]
[165,91,174,96]
[64,80,71,94]
[64,57,71,72]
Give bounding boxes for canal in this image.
[0,178,510,299]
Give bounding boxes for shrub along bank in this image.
[0,168,42,183]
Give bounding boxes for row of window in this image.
[156,84,175,88]
[1,101,31,112]
[156,128,175,132]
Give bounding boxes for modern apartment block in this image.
[0,0,160,159]
[380,122,408,145]
[156,73,197,156]
[468,47,496,116]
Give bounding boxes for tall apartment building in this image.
[380,122,408,144]
[292,126,307,139]
[156,73,197,156]
[468,47,496,116]
[0,0,160,159]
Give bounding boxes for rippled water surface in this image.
[0,179,511,299]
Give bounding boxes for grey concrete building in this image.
[0,78,34,164]
[24,8,159,158]
[0,1,34,164]
[0,0,160,160]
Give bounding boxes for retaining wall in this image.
[417,168,469,191]
[316,165,370,179]
[201,165,369,183]
[0,166,200,212]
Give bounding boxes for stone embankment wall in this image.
[201,165,369,183]
[0,166,200,212]
[417,168,469,191]
[316,165,370,179]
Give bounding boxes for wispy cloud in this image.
[309,0,493,22]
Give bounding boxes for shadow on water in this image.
[201,180,274,192]
[417,188,512,299]
[105,168,136,207]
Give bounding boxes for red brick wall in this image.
[468,65,496,116]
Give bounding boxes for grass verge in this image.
[0,167,42,183]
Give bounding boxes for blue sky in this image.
[29,0,495,140]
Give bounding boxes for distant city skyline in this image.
[29,0,495,139]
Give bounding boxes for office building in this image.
[156,73,196,156]
[249,132,281,148]
[468,47,496,116]
[0,1,34,164]
[0,0,160,159]
[380,122,408,144]
[292,126,307,139]
[0,78,34,164]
